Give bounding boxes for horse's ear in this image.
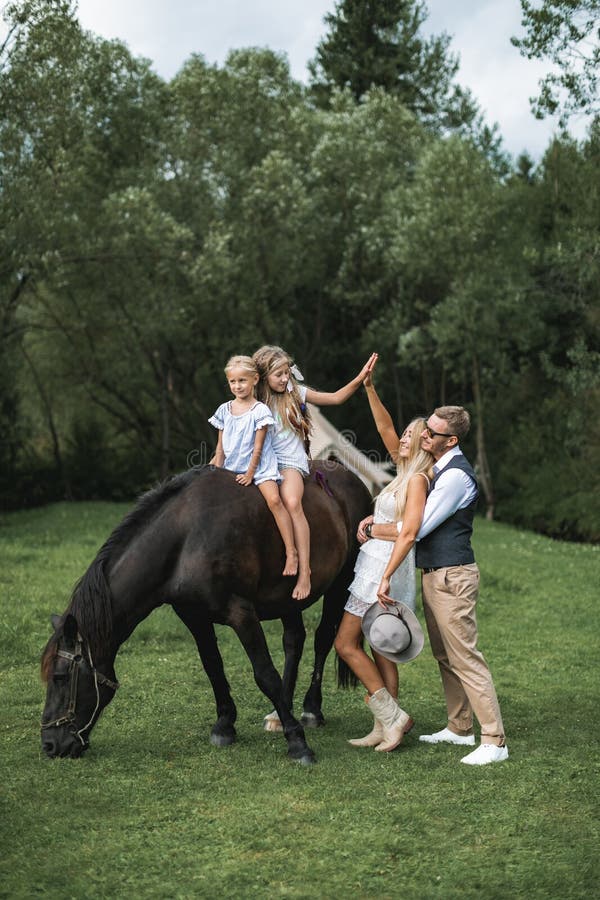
[50,614,62,631]
[63,614,78,641]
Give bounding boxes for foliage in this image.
[1,503,599,897]
[308,0,478,131]
[512,0,600,125]
[0,0,598,541]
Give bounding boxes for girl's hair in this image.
[224,355,259,377]
[378,418,434,519]
[253,345,311,448]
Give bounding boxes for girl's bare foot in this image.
[292,571,311,601]
[283,549,299,577]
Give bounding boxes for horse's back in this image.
[169,464,372,615]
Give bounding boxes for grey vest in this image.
[415,454,478,569]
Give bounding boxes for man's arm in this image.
[417,469,476,538]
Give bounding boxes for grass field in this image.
[1,501,599,899]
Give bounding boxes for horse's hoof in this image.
[301,712,325,728]
[210,729,236,747]
[263,711,283,732]
[288,743,316,765]
[292,752,316,767]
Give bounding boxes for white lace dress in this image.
[345,490,416,618]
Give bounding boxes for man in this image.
[360,406,507,766]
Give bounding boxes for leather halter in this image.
[41,634,119,746]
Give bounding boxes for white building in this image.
[308,404,394,495]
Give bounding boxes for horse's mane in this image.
[43,468,208,670]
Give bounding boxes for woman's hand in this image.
[359,353,378,386]
[236,471,253,486]
[357,515,374,543]
[376,576,395,608]
[361,353,379,388]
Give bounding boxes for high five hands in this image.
[361,353,378,386]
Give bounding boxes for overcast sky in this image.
[11,0,594,159]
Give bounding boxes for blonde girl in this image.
[334,364,433,752]
[209,355,298,578]
[253,346,378,601]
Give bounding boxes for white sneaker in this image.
[461,743,509,765]
[419,727,475,746]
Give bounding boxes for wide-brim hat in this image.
[361,601,424,664]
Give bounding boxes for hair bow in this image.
[287,363,304,392]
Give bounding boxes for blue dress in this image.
[208,401,281,484]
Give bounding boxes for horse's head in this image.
[40,613,119,759]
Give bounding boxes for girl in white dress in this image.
[334,368,433,752]
[253,346,378,601]
[209,355,298,578]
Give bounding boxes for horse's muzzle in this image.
[42,731,89,759]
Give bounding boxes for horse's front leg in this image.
[264,609,306,732]
[301,579,348,727]
[229,598,315,765]
[172,604,237,747]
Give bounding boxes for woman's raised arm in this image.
[364,368,400,459]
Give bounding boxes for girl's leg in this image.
[257,480,298,577]
[279,468,311,601]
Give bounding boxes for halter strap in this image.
[41,635,119,741]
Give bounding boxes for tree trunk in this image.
[159,362,172,480]
[21,345,72,500]
[471,355,494,520]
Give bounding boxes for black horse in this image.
[40,463,371,764]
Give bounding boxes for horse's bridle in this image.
[41,633,119,746]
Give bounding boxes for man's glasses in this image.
[424,424,455,440]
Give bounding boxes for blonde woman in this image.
[334,369,433,752]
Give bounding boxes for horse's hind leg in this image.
[301,578,348,727]
[172,604,237,747]
[228,598,315,765]
[264,610,306,732]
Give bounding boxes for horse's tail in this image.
[335,646,361,690]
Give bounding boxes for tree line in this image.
[1,0,598,541]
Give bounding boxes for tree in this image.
[385,137,537,518]
[0,0,86,495]
[512,0,600,125]
[308,0,477,131]
[0,0,177,496]
[495,127,600,539]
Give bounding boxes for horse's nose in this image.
[42,737,58,758]
[68,741,86,758]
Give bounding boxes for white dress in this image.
[345,490,416,617]
[270,385,310,476]
[208,401,281,485]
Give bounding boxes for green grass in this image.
[1,502,599,899]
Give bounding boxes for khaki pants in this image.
[422,564,505,746]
